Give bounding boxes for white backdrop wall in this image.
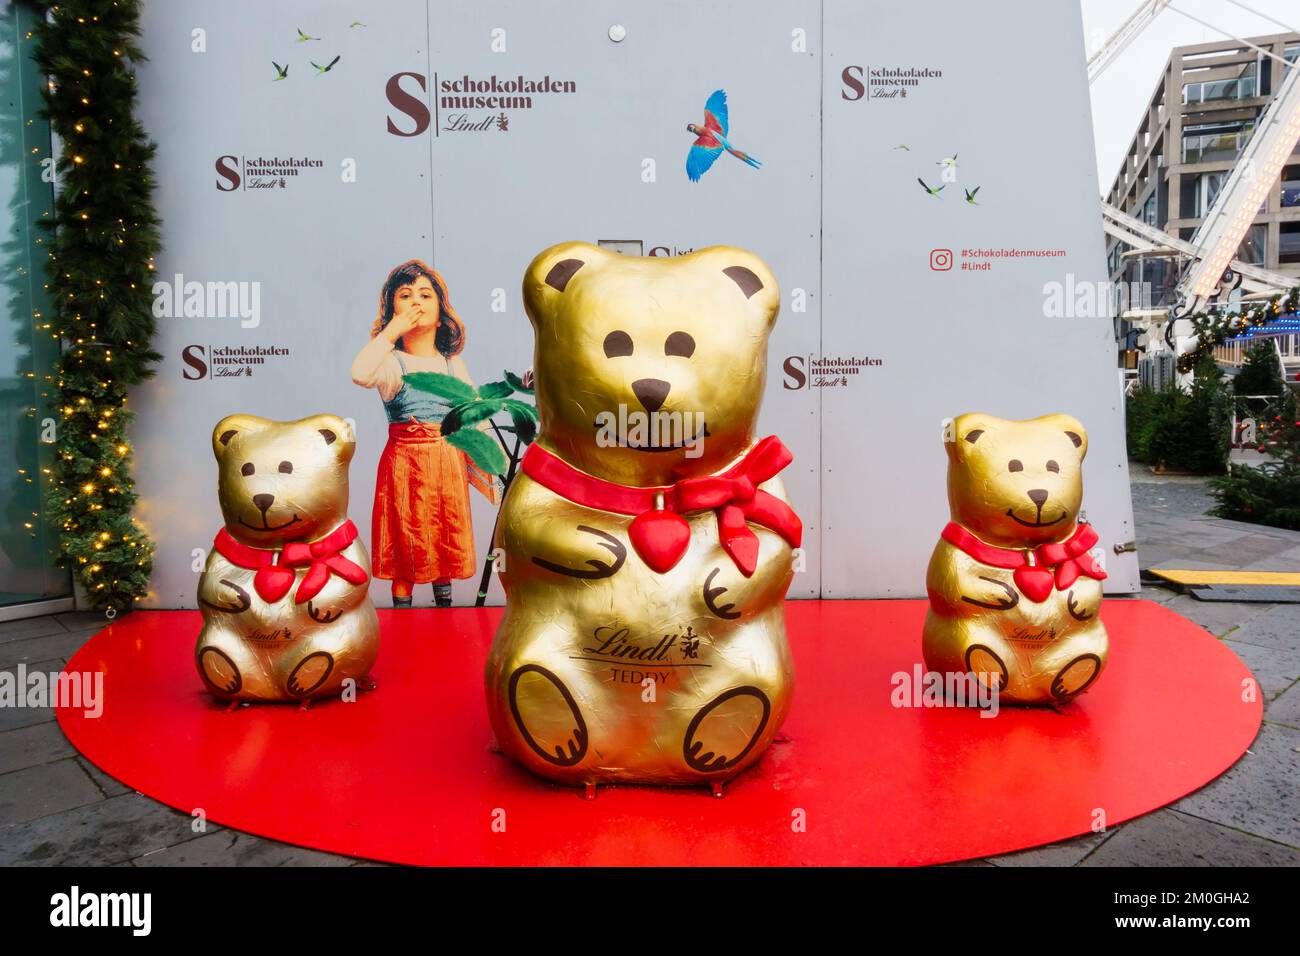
[129,0,1139,608]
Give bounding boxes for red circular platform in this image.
[56,600,1260,866]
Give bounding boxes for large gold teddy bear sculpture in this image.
[195,414,379,703]
[923,413,1109,705]
[486,242,802,788]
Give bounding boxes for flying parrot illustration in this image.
[271,61,288,81]
[917,177,944,197]
[686,89,761,182]
[312,55,340,74]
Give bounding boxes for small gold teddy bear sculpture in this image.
[195,413,379,702]
[923,412,1109,705]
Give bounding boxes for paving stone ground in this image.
[2,465,1296,866]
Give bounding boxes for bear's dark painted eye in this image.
[603,330,633,358]
[240,462,255,477]
[1046,460,1059,473]
[1008,460,1023,472]
[665,331,696,358]
[279,460,293,474]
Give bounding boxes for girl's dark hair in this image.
[371,259,465,357]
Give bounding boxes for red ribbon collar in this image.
[521,436,802,577]
[941,520,1107,603]
[213,519,368,605]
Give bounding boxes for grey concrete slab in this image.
[1222,639,1300,702]
[1148,559,1230,572]
[986,827,1115,867]
[1174,723,1300,848]
[132,829,355,866]
[1266,680,1300,730]
[0,631,92,669]
[1208,519,1300,542]
[0,658,65,733]
[1163,594,1269,638]
[77,756,134,798]
[1242,546,1300,571]
[0,758,103,827]
[0,616,65,644]
[1230,604,1300,653]
[53,611,110,634]
[1081,809,1300,866]
[0,792,216,866]
[1138,585,1179,604]
[0,722,76,775]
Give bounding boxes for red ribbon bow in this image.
[940,520,1107,603]
[521,436,802,577]
[213,520,368,604]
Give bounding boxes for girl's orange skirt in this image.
[371,421,476,582]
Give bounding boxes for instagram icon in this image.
[930,249,953,271]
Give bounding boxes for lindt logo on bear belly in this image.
[580,624,703,664]
[246,627,293,644]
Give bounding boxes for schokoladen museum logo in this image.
[385,71,577,136]
[782,354,884,390]
[840,64,944,101]
[214,153,327,192]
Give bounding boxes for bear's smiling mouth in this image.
[1005,508,1067,528]
[238,515,302,532]
[590,419,711,452]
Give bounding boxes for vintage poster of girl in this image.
[351,260,499,607]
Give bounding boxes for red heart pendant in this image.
[1013,565,1055,604]
[628,510,691,574]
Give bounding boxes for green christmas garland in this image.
[1177,285,1300,374]
[34,0,161,613]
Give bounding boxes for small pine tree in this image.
[1211,391,1300,530]
[1232,341,1285,398]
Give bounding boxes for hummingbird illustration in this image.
[917,178,944,197]
[965,187,981,205]
[937,153,958,168]
[686,89,761,182]
[271,61,288,81]
[297,28,319,42]
[312,56,340,74]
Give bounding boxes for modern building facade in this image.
[1105,32,1300,383]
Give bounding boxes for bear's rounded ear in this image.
[1040,413,1088,460]
[300,414,355,464]
[522,241,607,330]
[688,246,780,330]
[946,412,1000,462]
[211,414,271,460]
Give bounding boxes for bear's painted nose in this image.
[1027,488,1049,508]
[632,378,671,414]
[253,493,275,513]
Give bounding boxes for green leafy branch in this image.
[401,369,537,475]
[403,369,538,605]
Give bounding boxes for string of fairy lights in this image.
[1177,285,1300,374]
[33,1,161,613]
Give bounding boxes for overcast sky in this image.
[1083,0,1299,193]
